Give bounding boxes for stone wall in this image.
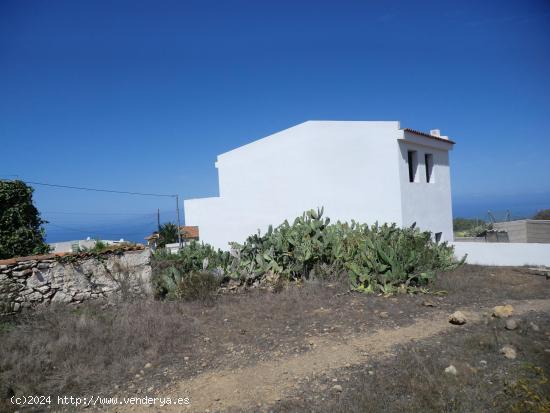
[0,248,152,314]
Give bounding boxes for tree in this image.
[158,222,179,247]
[533,209,550,220]
[453,217,484,232]
[0,180,50,259]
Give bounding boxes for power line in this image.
[43,211,158,216]
[3,176,184,246]
[46,222,157,237]
[18,180,177,198]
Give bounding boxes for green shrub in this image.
[0,180,50,259]
[151,242,229,299]
[532,209,550,220]
[157,222,179,247]
[228,208,463,294]
[152,266,220,301]
[152,209,464,299]
[453,217,492,237]
[176,270,220,302]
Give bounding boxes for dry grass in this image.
[0,265,548,412]
[276,311,550,413]
[0,278,353,411]
[0,300,196,409]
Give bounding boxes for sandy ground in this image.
[108,298,550,413]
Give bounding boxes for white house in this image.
[184,121,455,250]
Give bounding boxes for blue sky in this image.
[1,0,549,241]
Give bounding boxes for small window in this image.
[407,150,418,182]
[425,153,434,183]
[435,232,442,243]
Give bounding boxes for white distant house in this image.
[49,238,128,253]
[184,121,455,250]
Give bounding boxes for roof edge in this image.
[402,128,456,145]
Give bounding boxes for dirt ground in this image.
[1,265,549,412]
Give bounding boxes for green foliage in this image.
[0,180,50,259]
[532,209,550,220]
[229,208,463,294]
[453,217,484,232]
[152,264,221,301]
[76,239,136,254]
[152,209,463,299]
[151,241,230,299]
[506,364,550,413]
[157,222,179,247]
[453,217,492,237]
[78,239,110,253]
[91,239,109,252]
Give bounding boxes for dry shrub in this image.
[176,270,220,302]
[0,300,195,408]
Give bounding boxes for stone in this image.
[228,280,240,290]
[493,305,514,318]
[35,285,50,293]
[26,292,43,301]
[27,271,48,288]
[1,249,152,314]
[505,319,518,330]
[73,292,92,301]
[144,363,152,369]
[51,291,72,303]
[449,311,467,325]
[379,312,389,318]
[530,322,540,332]
[331,384,343,393]
[500,345,517,360]
[14,263,33,270]
[19,288,34,296]
[12,269,32,277]
[444,365,457,375]
[422,300,437,307]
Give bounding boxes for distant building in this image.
[179,226,200,242]
[185,121,455,249]
[144,226,200,250]
[493,220,550,243]
[144,233,160,248]
[49,238,128,253]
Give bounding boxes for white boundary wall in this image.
[451,242,550,267]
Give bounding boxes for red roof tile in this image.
[179,226,199,239]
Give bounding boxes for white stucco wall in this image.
[398,132,454,241]
[185,121,454,250]
[451,242,550,267]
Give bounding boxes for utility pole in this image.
[157,208,160,232]
[176,195,182,248]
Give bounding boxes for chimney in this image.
[430,129,441,137]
